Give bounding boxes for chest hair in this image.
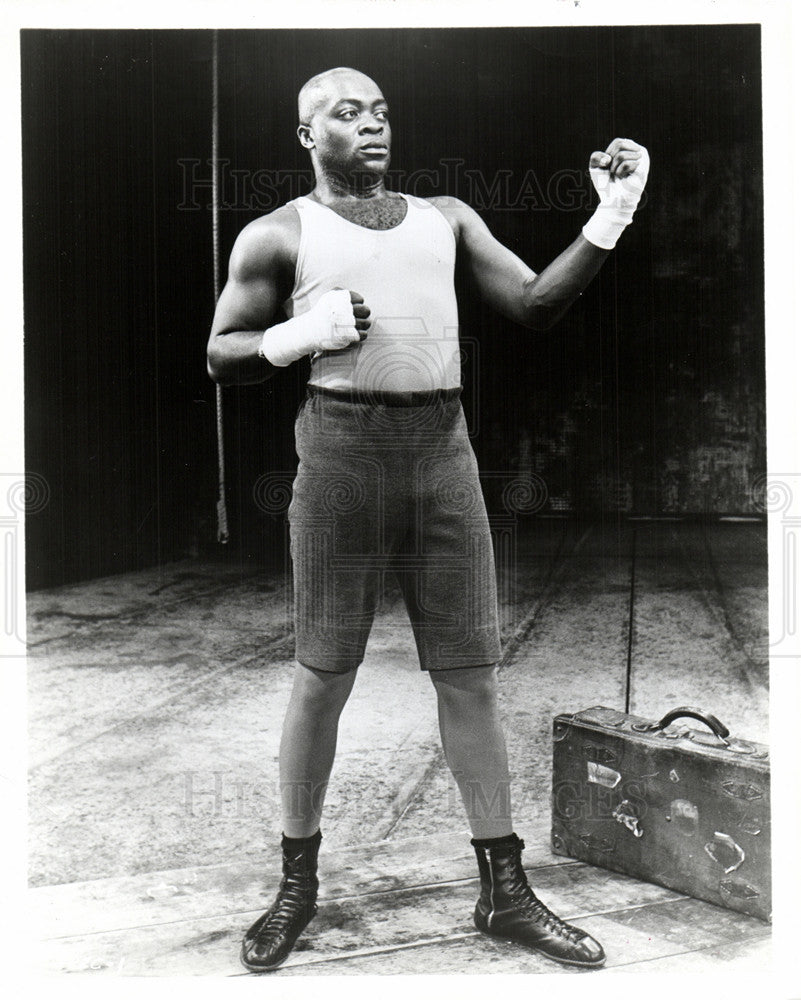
[329,195,408,231]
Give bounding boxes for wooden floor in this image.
[31,829,771,976]
[26,519,772,977]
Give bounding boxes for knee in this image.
[291,662,357,716]
[430,665,499,707]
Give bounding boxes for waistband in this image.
[305,384,462,408]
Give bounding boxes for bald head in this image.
[297,67,383,125]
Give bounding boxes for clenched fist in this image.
[260,288,371,367]
[583,138,650,250]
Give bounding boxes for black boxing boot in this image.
[240,829,322,972]
[471,833,605,968]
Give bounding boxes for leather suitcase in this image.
[550,705,771,922]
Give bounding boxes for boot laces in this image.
[504,845,584,943]
[516,889,584,942]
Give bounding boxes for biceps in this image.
[463,228,536,319]
[210,274,282,337]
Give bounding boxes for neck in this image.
[312,164,388,202]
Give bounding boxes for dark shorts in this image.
[288,386,502,673]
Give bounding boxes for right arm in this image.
[206,210,297,386]
[207,208,370,386]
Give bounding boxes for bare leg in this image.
[429,666,605,967]
[429,664,513,840]
[279,662,358,838]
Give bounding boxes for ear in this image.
[297,124,315,149]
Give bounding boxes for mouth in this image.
[358,144,388,156]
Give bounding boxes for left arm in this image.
[436,138,649,331]
[449,208,610,331]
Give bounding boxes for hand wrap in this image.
[582,147,650,250]
[260,288,359,367]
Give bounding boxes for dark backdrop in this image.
[22,26,765,590]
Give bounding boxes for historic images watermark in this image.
[752,473,801,658]
[252,460,548,640]
[1,472,49,657]
[182,769,534,823]
[177,157,642,215]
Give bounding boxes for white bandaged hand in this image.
[583,138,650,250]
[260,288,363,367]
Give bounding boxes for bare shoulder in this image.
[228,203,300,281]
[420,195,485,242]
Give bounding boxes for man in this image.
[207,66,649,973]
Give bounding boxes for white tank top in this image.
[283,193,461,393]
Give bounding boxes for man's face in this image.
[300,72,391,179]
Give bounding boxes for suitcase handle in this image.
[634,706,730,740]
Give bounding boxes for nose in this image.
[358,117,385,135]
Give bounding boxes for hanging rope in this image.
[624,527,637,713]
[211,29,229,544]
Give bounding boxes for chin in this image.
[350,163,390,184]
